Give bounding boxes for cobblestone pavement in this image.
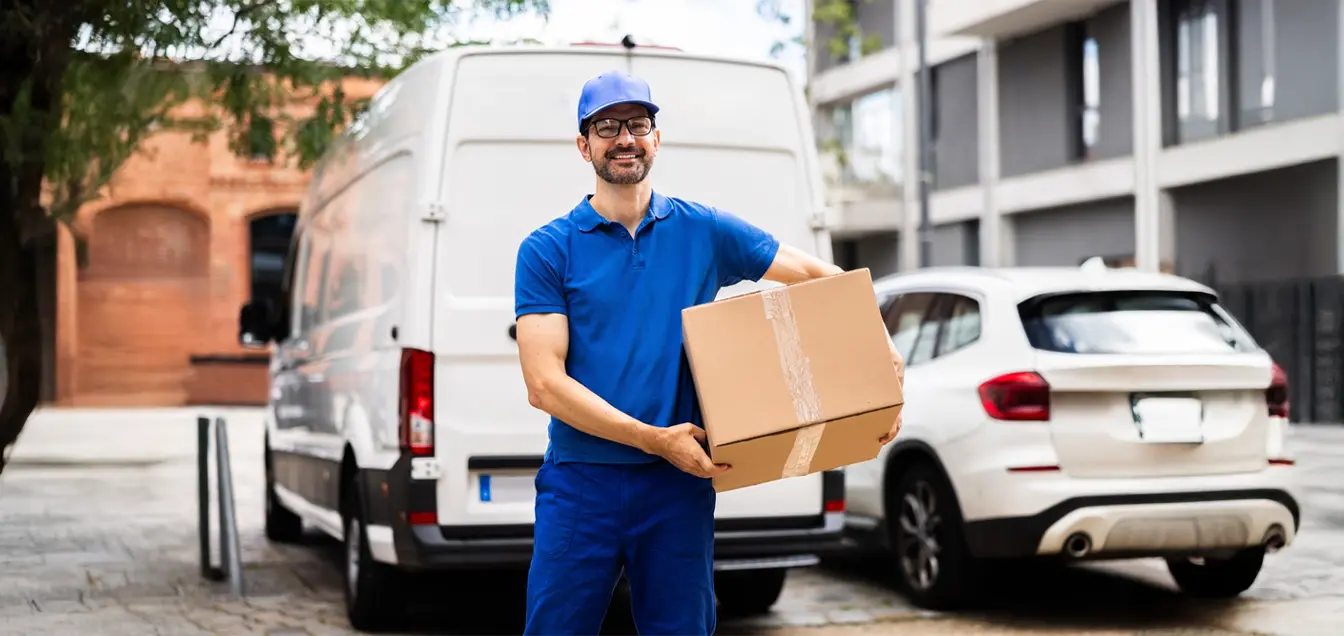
[1,408,1342,635]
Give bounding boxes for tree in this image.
[0,0,547,474]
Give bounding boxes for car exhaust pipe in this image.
[1263,525,1287,553]
[1064,532,1092,558]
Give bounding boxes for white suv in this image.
[842,263,1301,609]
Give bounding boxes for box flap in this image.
[682,268,902,447]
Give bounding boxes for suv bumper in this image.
[963,488,1302,560]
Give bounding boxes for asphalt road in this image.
[0,408,1341,635]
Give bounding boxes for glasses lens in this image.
[628,117,652,135]
[594,120,622,138]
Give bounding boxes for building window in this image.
[249,212,298,304]
[824,87,903,187]
[1175,0,1224,141]
[1081,31,1101,155]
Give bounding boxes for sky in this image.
[436,0,809,80]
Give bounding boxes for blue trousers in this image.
[525,457,717,635]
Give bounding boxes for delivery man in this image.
[513,70,906,635]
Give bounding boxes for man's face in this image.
[577,103,660,185]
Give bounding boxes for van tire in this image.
[343,479,404,632]
[715,568,787,617]
[1166,547,1266,598]
[264,446,303,543]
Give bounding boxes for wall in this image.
[834,232,903,279]
[930,220,980,266]
[1237,0,1339,129]
[1173,159,1338,285]
[931,54,980,189]
[55,76,384,406]
[997,3,1132,178]
[1011,197,1137,266]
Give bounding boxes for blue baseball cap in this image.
[577,71,660,132]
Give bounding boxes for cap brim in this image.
[580,99,660,127]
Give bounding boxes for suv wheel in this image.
[263,444,302,543]
[715,568,787,617]
[1166,547,1266,598]
[888,461,977,610]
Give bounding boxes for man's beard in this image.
[594,147,653,185]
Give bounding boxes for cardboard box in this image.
[681,268,904,493]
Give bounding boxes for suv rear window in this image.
[1018,290,1258,354]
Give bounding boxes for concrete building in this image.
[806,0,1343,285]
[38,76,383,407]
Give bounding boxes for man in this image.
[514,70,905,635]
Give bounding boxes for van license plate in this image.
[1131,396,1204,444]
[478,473,536,504]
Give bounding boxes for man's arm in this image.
[516,312,660,452]
[760,243,844,284]
[515,312,728,477]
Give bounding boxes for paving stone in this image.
[2,409,1344,635]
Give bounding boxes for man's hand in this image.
[879,340,906,445]
[645,423,731,479]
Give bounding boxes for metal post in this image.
[915,0,934,267]
[214,416,245,597]
[197,416,214,580]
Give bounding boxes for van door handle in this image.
[508,323,517,341]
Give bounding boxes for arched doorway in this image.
[75,204,210,405]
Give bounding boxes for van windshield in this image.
[1018,290,1258,355]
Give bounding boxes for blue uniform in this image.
[514,191,779,634]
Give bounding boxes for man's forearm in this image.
[528,373,660,453]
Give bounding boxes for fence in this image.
[197,415,245,597]
[1213,276,1344,424]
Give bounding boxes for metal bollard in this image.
[214,416,245,597]
[197,414,244,595]
[197,417,222,581]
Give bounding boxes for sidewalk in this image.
[7,407,265,467]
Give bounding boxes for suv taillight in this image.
[979,371,1051,421]
[399,348,435,455]
[1267,361,1290,419]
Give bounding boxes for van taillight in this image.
[979,371,1051,421]
[1267,362,1290,419]
[399,348,435,456]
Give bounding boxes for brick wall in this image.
[54,76,385,406]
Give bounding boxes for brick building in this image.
[40,75,384,407]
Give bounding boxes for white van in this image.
[237,40,848,631]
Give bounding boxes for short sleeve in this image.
[713,208,780,287]
[514,232,568,318]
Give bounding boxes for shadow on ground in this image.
[813,551,1248,634]
[287,531,1250,635]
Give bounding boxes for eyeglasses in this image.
[587,116,654,138]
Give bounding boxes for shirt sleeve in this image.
[515,232,568,318]
[713,208,780,287]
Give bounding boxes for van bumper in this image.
[369,458,851,571]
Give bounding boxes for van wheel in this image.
[1166,547,1265,598]
[887,461,977,610]
[715,568,787,617]
[344,481,404,632]
[264,446,303,543]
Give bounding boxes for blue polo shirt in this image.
[514,191,780,464]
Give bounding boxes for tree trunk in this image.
[0,175,43,474]
[0,3,77,475]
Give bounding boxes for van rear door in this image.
[430,49,827,526]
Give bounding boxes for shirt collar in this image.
[572,190,673,233]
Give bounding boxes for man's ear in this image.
[576,134,592,162]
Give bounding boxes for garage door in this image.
[75,205,210,406]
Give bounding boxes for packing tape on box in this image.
[761,287,825,478]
